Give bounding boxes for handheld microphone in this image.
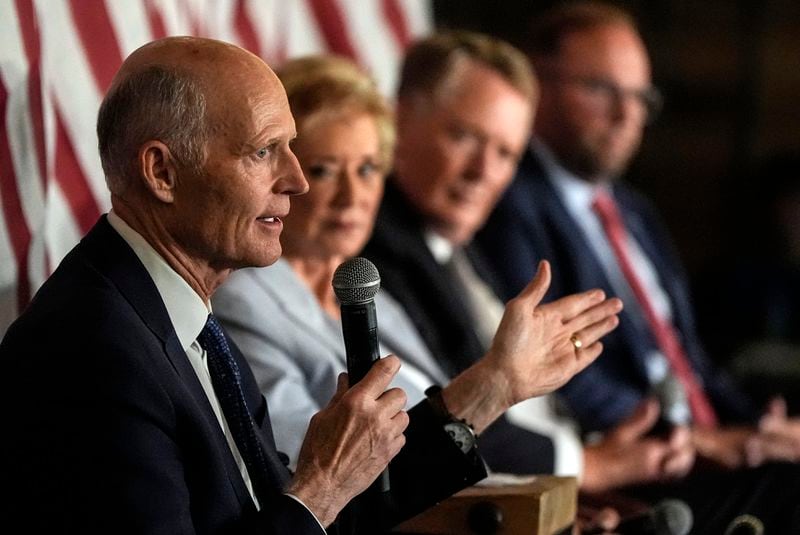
[650,374,691,437]
[332,257,390,492]
[611,499,693,535]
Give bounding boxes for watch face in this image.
[444,422,476,454]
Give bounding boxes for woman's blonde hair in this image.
[278,55,395,169]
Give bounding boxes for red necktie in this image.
[592,191,718,427]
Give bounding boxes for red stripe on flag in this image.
[0,80,32,309]
[68,0,124,93]
[15,0,40,61]
[382,0,411,49]
[145,0,168,39]
[234,0,260,54]
[15,0,48,193]
[307,0,360,61]
[53,107,100,235]
[16,0,39,61]
[25,68,47,191]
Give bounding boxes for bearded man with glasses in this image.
[478,1,800,531]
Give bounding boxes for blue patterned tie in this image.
[197,314,273,504]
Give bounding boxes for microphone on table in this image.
[724,514,764,535]
[649,373,691,437]
[587,499,693,535]
[332,257,390,493]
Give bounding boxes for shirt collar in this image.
[424,228,455,264]
[107,210,210,351]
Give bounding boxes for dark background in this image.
[432,0,800,400]
[433,0,800,276]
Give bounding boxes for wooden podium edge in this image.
[393,475,577,534]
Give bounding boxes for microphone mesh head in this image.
[332,257,381,304]
[655,374,691,426]
[655,499,693,535]
[724,514,764,535]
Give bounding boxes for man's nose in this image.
[279,149,309,196]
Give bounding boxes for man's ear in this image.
[138,141,178,203]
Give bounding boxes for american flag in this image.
[0,0,431,335]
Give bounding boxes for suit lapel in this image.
[369,183,486,372]
[463,243,504,301]
[535,174,611,293]
[80,217,279,507]
[377,303,450,386]
[533,173,655,380]
[79,217,210,398]
[249,262,347,360]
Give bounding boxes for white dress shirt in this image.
[107,211,258,501]
[107,211,324,532]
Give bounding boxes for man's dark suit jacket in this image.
[362,181,557,475]
[0,216,485,534]
[476,148,758,432]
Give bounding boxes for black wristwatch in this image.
[425,385,477,454]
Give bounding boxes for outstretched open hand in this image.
[487,260,623,407]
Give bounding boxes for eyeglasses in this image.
[544,73,664,123]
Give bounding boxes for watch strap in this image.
[424,385,476,434]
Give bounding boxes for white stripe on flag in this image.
[204,0,239,44]
[38,0,109,211]
[243,0,286,64]
[149,0,195,35]
[1,2,47,233]
[285,1,328,59]
[104,0,156,57]
[339,0,403,96]
[402,0,433,38]
[44,182,83,272]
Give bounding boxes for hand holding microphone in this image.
[289,258,402,515]
[332,257,391,493]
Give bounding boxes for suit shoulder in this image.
[1,246,164,390]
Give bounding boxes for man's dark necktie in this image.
[197,314,274,505]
